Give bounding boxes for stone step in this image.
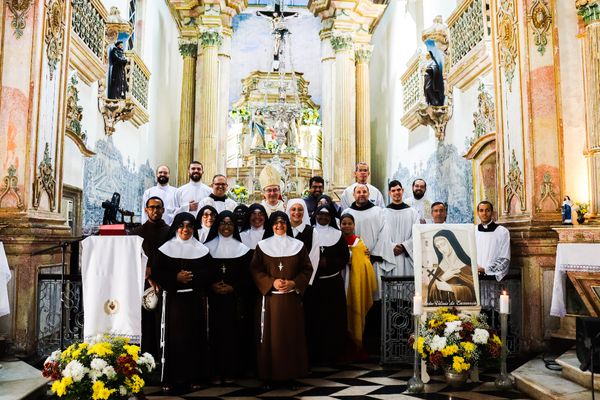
[513,357,596,400]
[556,350,600,391]
[0,360,48,400]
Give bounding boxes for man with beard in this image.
[431,202,448,224]
[142,165,177,225]
[405,179,432,224]
[375,181,419,299]
[131,196,170,359]
[340,163,385,209]
[476,201,510,281]
[198,174,237,213]
[341,184,385,255]
[303,176,324,216]
[174,161,212,217]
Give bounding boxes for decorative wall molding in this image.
[497,0,518,89]
[6,0,33,38]
[32,143,57,211]
[528,0,552,56]
[66,74,95,156]
[535,172,560,212]
[44,0,66,79]
[467,82,495,147]
[97,81,135,135]
[0,165,24,209]
[576,0,600,25]
[330,32,353,52]
[504,149,526,214]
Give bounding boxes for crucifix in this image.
[256,0,298,71]
[221,264,227,274]
[278,261,284,271]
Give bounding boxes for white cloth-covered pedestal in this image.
[0,242,12,317]
[81,236,146,342]
[550,243,600,317]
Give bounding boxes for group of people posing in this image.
[134,160,511,392]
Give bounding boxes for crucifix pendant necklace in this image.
[278,258,284,272]
[221,264,227,274]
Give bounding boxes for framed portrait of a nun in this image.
[413,224,480,309]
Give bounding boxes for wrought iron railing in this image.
[126,52,150,110]
[36,274,84,357]
[381,274,522,365]
[71,0,106,60]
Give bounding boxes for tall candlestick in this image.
[500,291,509,314]
[413,295,423,315]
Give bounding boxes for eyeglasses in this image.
[178,222,194,229]
[265,188,280,193]
[213,183,227,187]
[273,220,286,226]
[146,205,163,210]
[202,212,215,218]
[220,222,235,227]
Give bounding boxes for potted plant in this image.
[411,307,502,388]
[575,202,588,224]
[42,336,155,399]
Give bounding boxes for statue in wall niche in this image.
[424,39,445,107]
[107,41,128,99]
[251,110,267,148]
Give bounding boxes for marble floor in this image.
[143,362,531,400]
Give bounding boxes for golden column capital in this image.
[577,0,600,25]
[355,44,373,64]
[199,28,223,48]
[178,37,198,58]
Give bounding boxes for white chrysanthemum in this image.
[90,358,108,371]
[430,335,447,352]
[63,360,88,382]
[444,320,462,336]
[102,366,116,380]
[88,369,102,382]
[119,386,128,396]
[473,328,490,344]
[138,352,156,370]
[45,350,62,364]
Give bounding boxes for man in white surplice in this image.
[374,180,419,300]
[141,165,177,225]
[340,162,385,210]
[405,178,432,224]
[475,201,510,281]
[197,174,238,213]
[174,161,212,218]
[341,184,385,255]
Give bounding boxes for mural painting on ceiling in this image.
[393,142,474,223]
[82,137,154,234]
[229,8,322,107]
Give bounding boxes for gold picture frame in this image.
[566,271,600,317]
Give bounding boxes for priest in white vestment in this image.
[142,165,177,225]
[259,164,285,216]
[197,174,237,213]
[405,178,432,224]
[475,201,510,281]
[0,242,11,318]
[374,180,420,300]
[341,184,385,255]
[340,162,385,209]
[174,161,212,217]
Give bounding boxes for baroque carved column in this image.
[577,0,600,217]
[355,44,373,165]
[177,38,198,185]
[332,33,356,189]
[198,29,222,181]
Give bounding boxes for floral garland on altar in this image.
[42,335,155,399]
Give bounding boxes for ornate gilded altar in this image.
[226,71,322,202]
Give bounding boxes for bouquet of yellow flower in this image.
[42,336,155,399]
[228,183,249,204]
[575,202,588,216]
[410,308,501,374]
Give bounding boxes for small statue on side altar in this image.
[562,196,573,225]
[424,39,445,106]
[107,41,128,99]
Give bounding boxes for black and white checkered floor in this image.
[143,363,530,399]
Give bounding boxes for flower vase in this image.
[577,214,585,224]
[444,368,470,388]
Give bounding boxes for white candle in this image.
[500,291,509,314]
[413,295,423,315]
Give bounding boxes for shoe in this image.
[161,385,172,394]
[223,377,235,384]
[189,382,203,391]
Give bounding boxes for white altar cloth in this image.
[550,243,600,317]
[81,236,145,342]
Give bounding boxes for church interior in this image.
[1,0,600,399]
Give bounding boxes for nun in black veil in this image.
[204,211,252,383]
[153,212,212,392]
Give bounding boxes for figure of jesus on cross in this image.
[257,0,298,71]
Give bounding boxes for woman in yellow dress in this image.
[340,214,378,356]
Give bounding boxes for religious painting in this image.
[566,272,600,317]
[413,224,480,308]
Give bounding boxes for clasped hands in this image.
[274,278,295,292]
[212,280,234,295]
[176,269,193,284]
